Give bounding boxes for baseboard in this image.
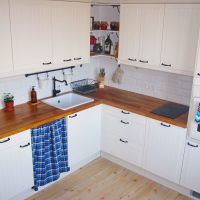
[10,152,101,200]
[101,151,192,199]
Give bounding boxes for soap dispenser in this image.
[31,86,37,103]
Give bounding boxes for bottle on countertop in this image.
[104,34,112,55]
[31,86,37,104]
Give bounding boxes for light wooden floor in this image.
[27,158,191,200]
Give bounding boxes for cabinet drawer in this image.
[103,104,146,125]
[102,133,144,167]
[103,113,146,146]
[0,130,31,150]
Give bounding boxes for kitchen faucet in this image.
[52,76,68,97]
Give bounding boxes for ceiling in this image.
[56,0,200,4]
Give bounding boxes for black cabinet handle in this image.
[120,120,129,125]
[161,63,171,67]
[197,73,200,76]
[139,60,148,63]
[74,57,82,61]
[120,138,128,143]
[187,142,199,148]
[0,138,10,143]
[121,110,130,115]
[128,58,136,62]
[42,62,52,65]
[63,59,72,62]
[69,114,77,118]
[20,142,30,148]
[160,122,171,127]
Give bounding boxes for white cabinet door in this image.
[180,140,200,193]
[72,2,90,66]
[10,0,52,73]
[138,5,164,66]
[52,1,74,67]
[52,2,90,68]
[161,4,200,73]
[0,130,34,200]
[68,106,101,167]
[0,0,13,75]
[143,118,186,184]
[119,4,164,68]
[119,4,140,66]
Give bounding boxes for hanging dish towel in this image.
[31,118,70,191]
[112,67,124,84]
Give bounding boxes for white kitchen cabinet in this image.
[72,2,90,66]
[68,105,101,167]
[102,105,146,167]
[119,4,140,66]
[0,0,13,74]
[0,130,34,200]
[143,118,186,184]
[52,1,90,68]
[161,4,200,74]
[10,0,53,73]
[138,5,164,66]
[119,4,164,68]
[180,140,200,193]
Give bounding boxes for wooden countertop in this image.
[0,86,188,139]
[86,86,189,129]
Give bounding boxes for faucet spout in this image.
[52,76,68,97]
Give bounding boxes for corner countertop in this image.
[85,86,188,129]
[0,86,188,139]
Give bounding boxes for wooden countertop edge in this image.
[101,100,187,129]
[0,100,102,139]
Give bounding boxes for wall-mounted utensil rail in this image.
[25,66,76,78]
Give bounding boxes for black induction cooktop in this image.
[151,102,189,119]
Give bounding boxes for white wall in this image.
[94,57,193,105]
[0,60,99,109]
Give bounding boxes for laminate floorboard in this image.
[27,158,191,200]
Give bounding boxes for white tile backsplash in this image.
[93,57,193,105]
[0,60,98,109]
[0,57,193,109]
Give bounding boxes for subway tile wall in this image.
[95,57,193,105]
[0,57,192,109]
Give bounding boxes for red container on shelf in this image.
[100,22,108,30]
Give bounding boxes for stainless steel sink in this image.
[42,93,94,110]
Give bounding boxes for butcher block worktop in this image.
[0,86,188,139]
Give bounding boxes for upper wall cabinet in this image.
[161,5,200,74]
[52,2,90,68]
[0,0,13,75]
[119,4,200,76]
[119,4,164,67]
[119,5,140,65]
[10,0,53,73]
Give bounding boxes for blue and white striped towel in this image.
[31,118,70,190]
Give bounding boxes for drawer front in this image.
[103,104,146,125]
[102,133,144,167]
[0,130,31,150]
[103,113,146,146]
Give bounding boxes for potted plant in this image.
[4,93,14,112]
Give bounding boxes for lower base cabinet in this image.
[68,105,101,167]
[143,118,186,184]
[180,140,200,193]
[101,105,146,167]
[0,130,34,200]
